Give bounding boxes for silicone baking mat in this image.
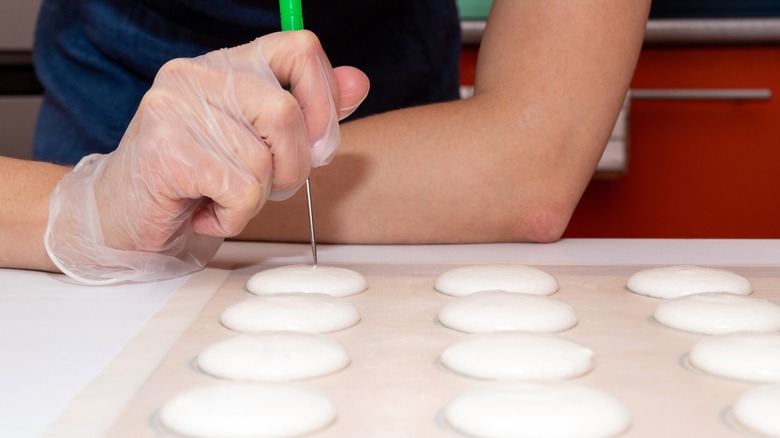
[46,263,780,437]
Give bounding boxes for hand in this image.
[44,31,370,284]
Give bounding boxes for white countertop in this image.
[2,239,778,437]
[217,239,780,267]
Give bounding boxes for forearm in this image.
[240,95,596,244]
[0,157,70,271]
[238,0,650,244]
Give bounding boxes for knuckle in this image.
[290,30,322,53]
[266,91,303,126]
[138,87,174,114]
[155,58,192,82]
[221,183,266,236]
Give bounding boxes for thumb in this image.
[333,66,370,121]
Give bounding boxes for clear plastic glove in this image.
[44,31,369,284]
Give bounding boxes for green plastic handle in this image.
[279,0,304,30]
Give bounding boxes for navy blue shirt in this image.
[33,0,461,164]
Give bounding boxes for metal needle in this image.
[305,177,317,265]
[279,0,316,266]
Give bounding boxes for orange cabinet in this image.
[566,46,780,238]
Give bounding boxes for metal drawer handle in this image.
[630,89,771,101]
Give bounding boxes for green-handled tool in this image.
[280,0,303,31]
[279,0,317,266]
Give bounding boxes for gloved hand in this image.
[44,31,369,284]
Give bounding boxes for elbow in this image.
[504,203,574,244]
[524,210,570,243]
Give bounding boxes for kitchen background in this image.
[2,1,779,238]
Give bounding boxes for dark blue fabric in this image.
[32,0,461,164]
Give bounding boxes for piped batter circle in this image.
[626,265,751,299]
[438,290,577,333]
[733,384,780,438]
[221,293,360,334]
[435,264,559,297]
[158,382,336,438]
[197,332,349,382]
[653,292,780,335]
[689,332,780,383]
[440,331,594,381]
[444,382,630,438]
[246,264,367,297]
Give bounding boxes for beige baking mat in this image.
[45,263,780,438]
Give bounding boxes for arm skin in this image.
[238,0,651,244]
[0,157,70,271]
[1,0,650,273]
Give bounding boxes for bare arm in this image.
[0,157,70,271]
[239,0,651,243]
[2,2,649,273]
